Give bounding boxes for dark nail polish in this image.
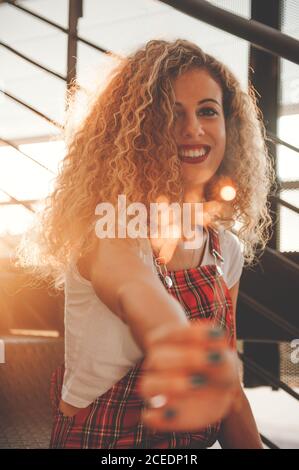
[207,351,223,364]
[189,374,207,387]
[163,408,177,420]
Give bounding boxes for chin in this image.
[182,169,214,187]
[182,161,222,186]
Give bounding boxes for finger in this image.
[138,368,238,400]
[139,359,239,398]
[142,344,236,373]
[145,321,228,350]
[141,391,233,432]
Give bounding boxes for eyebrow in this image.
[174,98,221,107]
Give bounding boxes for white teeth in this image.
[179,147,209,158]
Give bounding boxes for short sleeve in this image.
[220,230,244,289]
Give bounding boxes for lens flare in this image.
[220,185,236,201]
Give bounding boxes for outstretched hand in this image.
[137,322,240,432]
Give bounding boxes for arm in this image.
[218,281,263,449]
[89,237,189,354]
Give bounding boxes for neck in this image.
[183,185,205,203]
[181,186,205,237]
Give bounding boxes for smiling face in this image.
[172,67,226,198]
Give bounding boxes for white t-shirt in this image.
[61,228,244,407]
[201,227,244,289]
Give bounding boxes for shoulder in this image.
[218,228,244,289]
[221,229,243,256]
[91,235,155,276]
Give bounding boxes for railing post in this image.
[67,0,83,89]
[244,0,282,389]
[249,0,281,250]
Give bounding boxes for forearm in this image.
[118,280,189,353]
[218,387,263,449]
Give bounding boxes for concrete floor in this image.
[211,386,299,449]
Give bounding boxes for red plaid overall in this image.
[49,227,235,448]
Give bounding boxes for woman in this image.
[17,39,274,448]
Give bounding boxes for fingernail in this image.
[207,350,223,364]
[144,394,168,409]
[163,408,177,420]
[189,374,208,387]
[208,327,225,339]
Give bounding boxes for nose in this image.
[182,115,205,139]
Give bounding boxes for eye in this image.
[197,107,218,116]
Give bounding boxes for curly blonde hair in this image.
[16,39,275,289]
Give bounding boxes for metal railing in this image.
[0,40,66,81]
[1,90,62,129]
[0,188,35,212]
[4,0,111,55]
[267,130,299,155]
[159,0,299,64]
[239,291,299,340]
[0,137,55,174]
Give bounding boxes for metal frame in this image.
[250,0,281,251]
[159,0,299,64]
[244,0,281,392]
[0,136,54,174]
[0,40,66,81]
[1,90,62,128]
[67,0,83,89]
[4,0,109,55]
